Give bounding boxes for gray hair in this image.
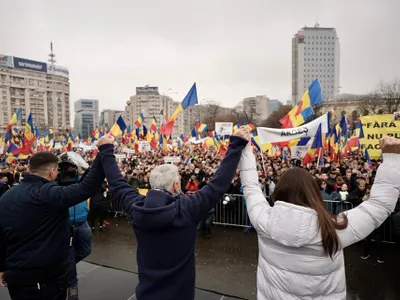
[149,164,180,191]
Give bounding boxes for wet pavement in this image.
[0,261,241,300]
[1,220,399,299]
[86,219,400,300]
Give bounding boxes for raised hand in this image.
[380,136,400,154]
[0,272,6,287]
[233,126,251,142]
[97,134,115,147]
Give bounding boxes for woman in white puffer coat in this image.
[239,136,400,300]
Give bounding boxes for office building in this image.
[242,95,270,123]
[269,99,283,113]
[292,24,340,105]
[124,86,195,137]
[74,99,99,138]
[0,53,70,135]
[100,109,124,130]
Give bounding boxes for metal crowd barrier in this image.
[110,188,149,218]
[323,199,354,214]
[109,189,397,244]
[213,194,250,228]
[213,195,397,244]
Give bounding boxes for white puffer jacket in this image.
[239,146,400,300]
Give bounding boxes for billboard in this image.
[136,86,159,95]
[47,64,69,79]
[13,57,47,73]
[0,54,13,67]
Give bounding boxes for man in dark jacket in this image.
[0,150,105,300]
[96,127,250,300]
[0,174,10,198]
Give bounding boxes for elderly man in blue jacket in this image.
[96,126,250,300]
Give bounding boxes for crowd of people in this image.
[0,129,400,300]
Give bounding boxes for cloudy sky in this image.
[1,0,399,112]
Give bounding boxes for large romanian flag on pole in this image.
[280,79,323,128]
[160,83,198,135]
[109,115,127,137]
[24,113,35,141]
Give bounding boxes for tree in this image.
[234,104,257,125]
[260,105,292,128]
[365,79,400,114]
[364,92,381,115]
[194,100,237,131]
[379,79,400,113]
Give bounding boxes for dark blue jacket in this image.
[0,155,105,284]
[98,136,247,300]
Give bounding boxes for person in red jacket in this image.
[185,175,199,193]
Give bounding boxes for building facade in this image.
[242,95,270,123]
[74,99,99,138]
[269,99,283,113]
[0,53,70,135]
[100,109,124,130]
[124,86,198,137]
[292,24,340,105]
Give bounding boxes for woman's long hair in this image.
[272,167,348,257]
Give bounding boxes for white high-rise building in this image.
[0,53,70,135]
[74,99,99,138]
[292,24,340,105]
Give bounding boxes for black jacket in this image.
[90,183,109,208]
[98,136,247,300]
[0,182,10,198]
[0,155,105,284]
[346,188,366,208]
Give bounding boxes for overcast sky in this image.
[1,0,399,112]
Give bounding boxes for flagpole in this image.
[316,147,321,168]
[261,150,267,176]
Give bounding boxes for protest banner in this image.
[290,146,309,159]
[257,113,330,144]
[360,114,400,159]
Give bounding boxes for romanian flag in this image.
[150,117,157,132]
[196,123,208,133]
[280,79,322,128]
[150,134,158,149]
[160,109,168,121]
[246,124,256,132]
[7,108,22,130]
[43,129,51,143]
[251,137,261,152]
[354,121,364,139]
[311,124,323,149]
[365,149,372,166]
[346,136,360,152]
[191,127,197,138]
[66,133,74,151]
[24,113,35,141]
[35,126,41,139]
[109,115,127,137]
[135,113,144,128]
[39,137,45,151]
[232,124,240,134]
[339,115,348,136]
[160,83,198,135]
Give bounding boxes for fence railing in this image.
[109,190,397,244]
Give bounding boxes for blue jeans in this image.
[68,221,92,287]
